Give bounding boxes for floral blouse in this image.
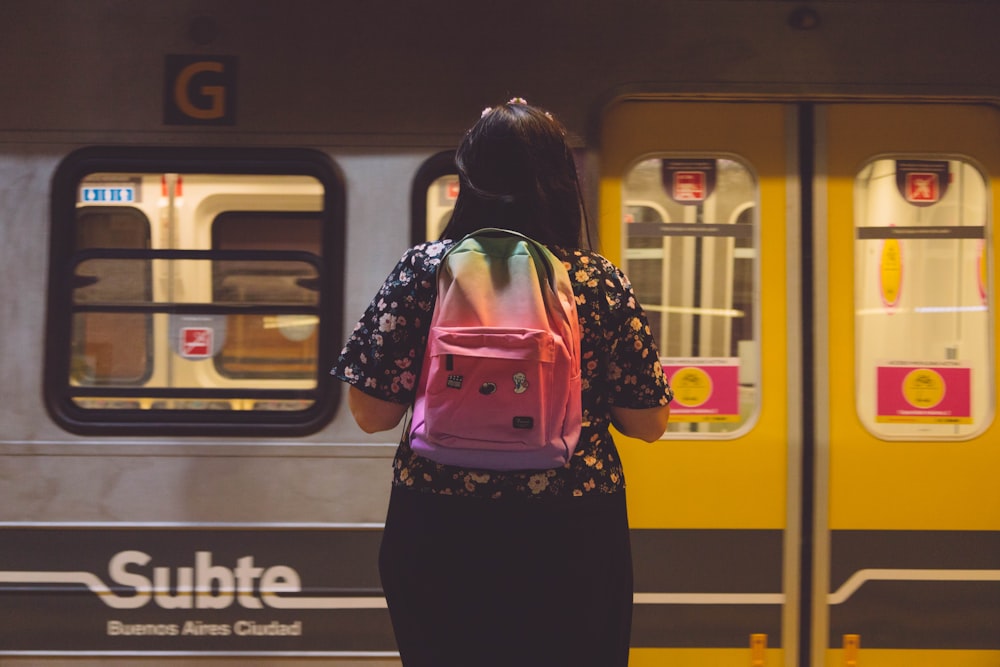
[331,240,673,500]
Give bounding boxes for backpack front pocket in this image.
[423,327,556,450]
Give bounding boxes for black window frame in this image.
[45,146,346,437]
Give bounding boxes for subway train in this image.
[2,1,999,666]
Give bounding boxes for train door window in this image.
[854,157,993,438]
[622,157,760,435]
[46,148,345,435]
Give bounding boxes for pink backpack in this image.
[409,229,582,470]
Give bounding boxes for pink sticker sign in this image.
[876,363,972,424]
[663,358,740,423]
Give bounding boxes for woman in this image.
[331,99,672,666]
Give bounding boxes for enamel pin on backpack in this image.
[409,228,582,470]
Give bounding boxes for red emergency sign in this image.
[673,171,706,202]
[181,327,213,358]
[905,172,939,203]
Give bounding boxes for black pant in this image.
[379,486,634,667]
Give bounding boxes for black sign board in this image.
[0,526,395,655]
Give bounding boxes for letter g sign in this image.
[164,55,238,125]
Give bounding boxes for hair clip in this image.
[481,107,493,118]
[508,97,528,105]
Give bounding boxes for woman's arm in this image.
[610,404,671,443]
[348,386,409,433]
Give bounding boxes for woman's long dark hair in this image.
[440,100,589,248]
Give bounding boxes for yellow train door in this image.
[818,104,1000,667]
[600,100,1000,667]
[601,101,796,667]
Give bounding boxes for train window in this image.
[72,207,152,386]
[425,174,459,240]
[854,157,993,438]
[46,148,345,435]
[412,150,457,243]
[213,212,321,380]
[622,157,760,436]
